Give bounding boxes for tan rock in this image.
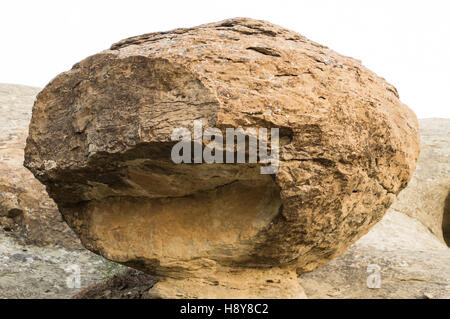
[0,84,80,248]
[301,118,450,299]
[149,266,307,299]
[24,18,420,298]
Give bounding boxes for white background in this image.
[0,0,448,118]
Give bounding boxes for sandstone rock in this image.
[0,84,80,248]
[24,18,420,298]
[301,118,450,298]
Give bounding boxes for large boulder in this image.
[0,84,80,248]
[24,18,420,298]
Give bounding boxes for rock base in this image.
[148,266,307,299]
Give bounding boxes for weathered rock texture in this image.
[24,18,420,298]
[70,121,449,299]
[301,119,450,298]
[0,84,80,248]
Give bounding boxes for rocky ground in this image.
[0,83,448,298]
[72,269,156,299]
[300,210,450,298]
[391,118,450,244]
[0,84,123,298]
[0,230,117,299]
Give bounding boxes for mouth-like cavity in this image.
[60,159,282,273]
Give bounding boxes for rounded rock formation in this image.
[24,18,420,298]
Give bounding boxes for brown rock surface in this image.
[301,118,450,298]
[24,18,420,298]
[0,84,80,248]
[71,120,449,299]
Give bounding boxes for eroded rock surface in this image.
[0,84,80,248]
[24,18,420,298]
[301,118,450,298]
